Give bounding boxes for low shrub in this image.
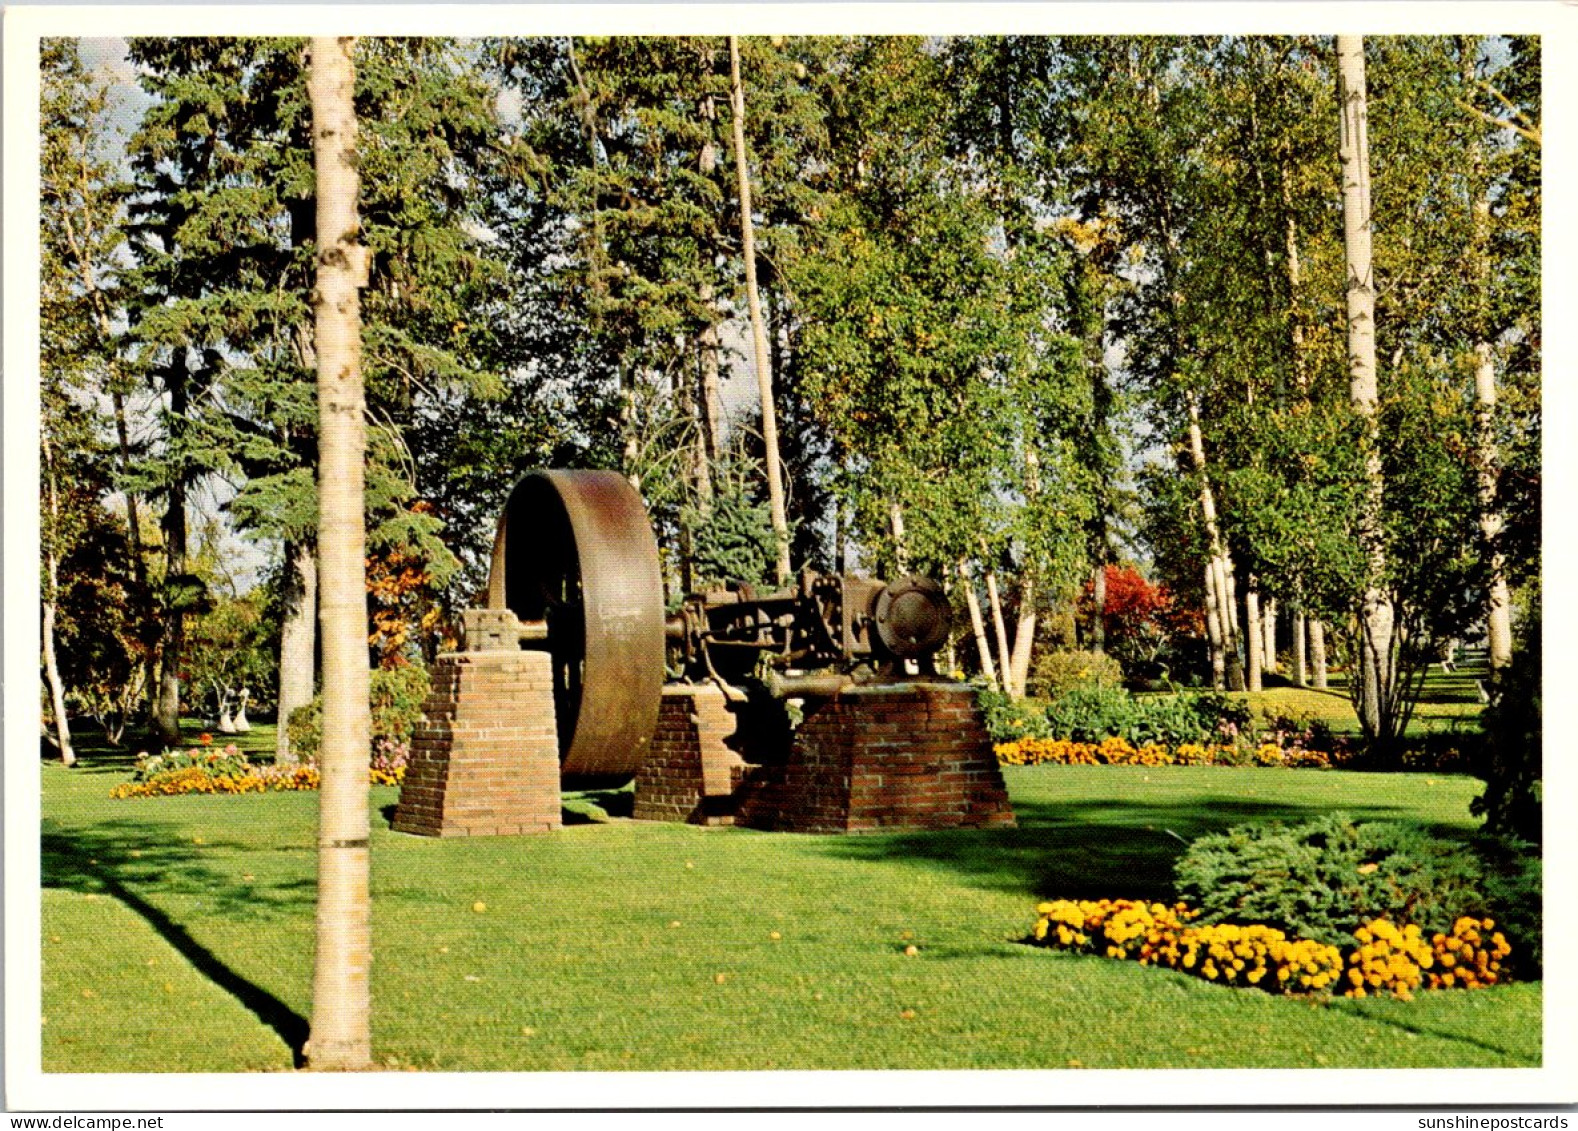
[1172,816,1515,954]
[1028,649,1125,697]
[287,664,432,762]
[976,684,1053,742]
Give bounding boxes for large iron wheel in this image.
[486,470,664,784]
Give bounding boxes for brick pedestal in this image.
[391,650,562,837]
[632,685,745,825]
[734,681,1015,834]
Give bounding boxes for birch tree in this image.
[307,34,372,1072]
[1338,35,1401,750]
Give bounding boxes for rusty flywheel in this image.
[485,470,665,784]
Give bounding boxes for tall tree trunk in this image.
[889,500,908,573]
[1245,584,1264,693]
[1204,562,1227,690]
[1007,446,1043,699]
[1474,340,1514,681]
[1280,162,1308,396]
[1338,35,1397,752]
[1462,39,1514,685]
[1186,394,1243,690]
[959,561,998,690]
[984,568,1014,687]
[728,36,790,584]
[276,541,318,763]
[41,433,75,766]
[1293,610,1308,687]
[1262,598,1277,675]
[307,35,372,1072]
[153,347,190,749]
[694,82,721,511]
[42,598,75,766]
[1089,562,1107,653]
[1008,578,1037,700]
[1310,618,1329,690]
[58,161,157,718]
[110,394,159,718]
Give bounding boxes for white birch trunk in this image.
[729,37,791,584]
[889,500,908,574]
[307,35,372,1072]
[41,431,76,766]
[42,599,75,766]
[959,561,998,690]
[1089,563,1107,653]
[1293,611,1308,687]
[1475,342,1514,681]
[1462,43,1514,682]
[1204,562,1227,690]
[277,542,317,763]
[1338,34,1396,746]
[1310,617,1329,690]
[983,562,1013,687]
[1008,578,1036,700]
[1187,395,1241,687]
[1245,585,1264,693]
[1262,599,1278,675]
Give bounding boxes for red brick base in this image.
[632,685,744,825]
[634,680,1014,834]
[391,650,562,837]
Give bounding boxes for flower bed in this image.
[996,736,1334,769]
[1029,898,1511,1001]
[110,742,407,799]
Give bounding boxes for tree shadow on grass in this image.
[42,821,310,1066]
[1318,996,1537,1062]
[811,794,1473,903]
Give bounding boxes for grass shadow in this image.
[42,821,310,1066]
[1319,996,1536,1061]
[811,793,1473,902]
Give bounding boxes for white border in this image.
[6,2,1576,1113]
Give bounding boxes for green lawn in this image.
[39,732,1539,1072]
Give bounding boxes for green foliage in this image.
[681,453,781,591]
[1027,649,1125,697]
[974,683,1053,743]
[978,682,1254,747]
[1473,585,1541,841]
[286,664,432,762]
[1174,816,1533,966]
[183,592,276,711]
[1042,687,1251,747]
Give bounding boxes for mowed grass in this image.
[39,736,1539,1072]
